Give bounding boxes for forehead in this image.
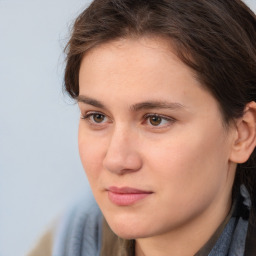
[79,36,198,90]
[79,36,221,114]
[84,36,177,59]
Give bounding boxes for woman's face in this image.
[78,37,236,239]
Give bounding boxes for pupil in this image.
[94,114,104,123]
[150,116,162,126]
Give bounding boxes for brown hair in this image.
[64,0,256,253]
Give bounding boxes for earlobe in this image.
[229,101,256,164]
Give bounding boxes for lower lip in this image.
[108,191,151,206]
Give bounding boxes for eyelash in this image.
[143,113,176,128]
[81,111,110,124]
[81,111,176,128]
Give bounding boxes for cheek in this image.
[139,128,230,227]
[145,124,230,197]
[78,126,105,181]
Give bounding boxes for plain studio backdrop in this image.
[0,0,255,255]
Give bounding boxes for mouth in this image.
[107,186,153,206]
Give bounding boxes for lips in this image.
[107,186,153,206]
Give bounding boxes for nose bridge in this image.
[103,123,142,174]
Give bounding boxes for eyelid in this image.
[143,113,176,120]
[143,113,176,127]
[81,110,104,118]
[80,110,176,129]
[81,111,111,125]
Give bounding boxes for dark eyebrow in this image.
[131,101,185,111]
[76,95,106,109]
[77,95,185,111]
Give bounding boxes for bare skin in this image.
[77,36,256,256]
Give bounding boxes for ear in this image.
[229,101,256,164]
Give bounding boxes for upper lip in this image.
[107,186,153,194]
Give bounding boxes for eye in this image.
[144,114,175,127]
[91,113,106,123]
[148,115,163,126]
[81,112,109,124]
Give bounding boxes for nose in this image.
[103,126,142,175]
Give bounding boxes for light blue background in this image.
[0,1,255,255]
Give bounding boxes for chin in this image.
[104,214,153,240]
[111,225,147,240]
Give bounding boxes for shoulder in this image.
[53,196,103,256]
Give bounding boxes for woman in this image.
[29,0,256,255]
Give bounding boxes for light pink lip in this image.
[107,186,153,206]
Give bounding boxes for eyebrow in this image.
[131,101,185,111]
[77,95,105,108]
[77,95,185,111]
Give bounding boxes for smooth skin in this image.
[77,36,256,256]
